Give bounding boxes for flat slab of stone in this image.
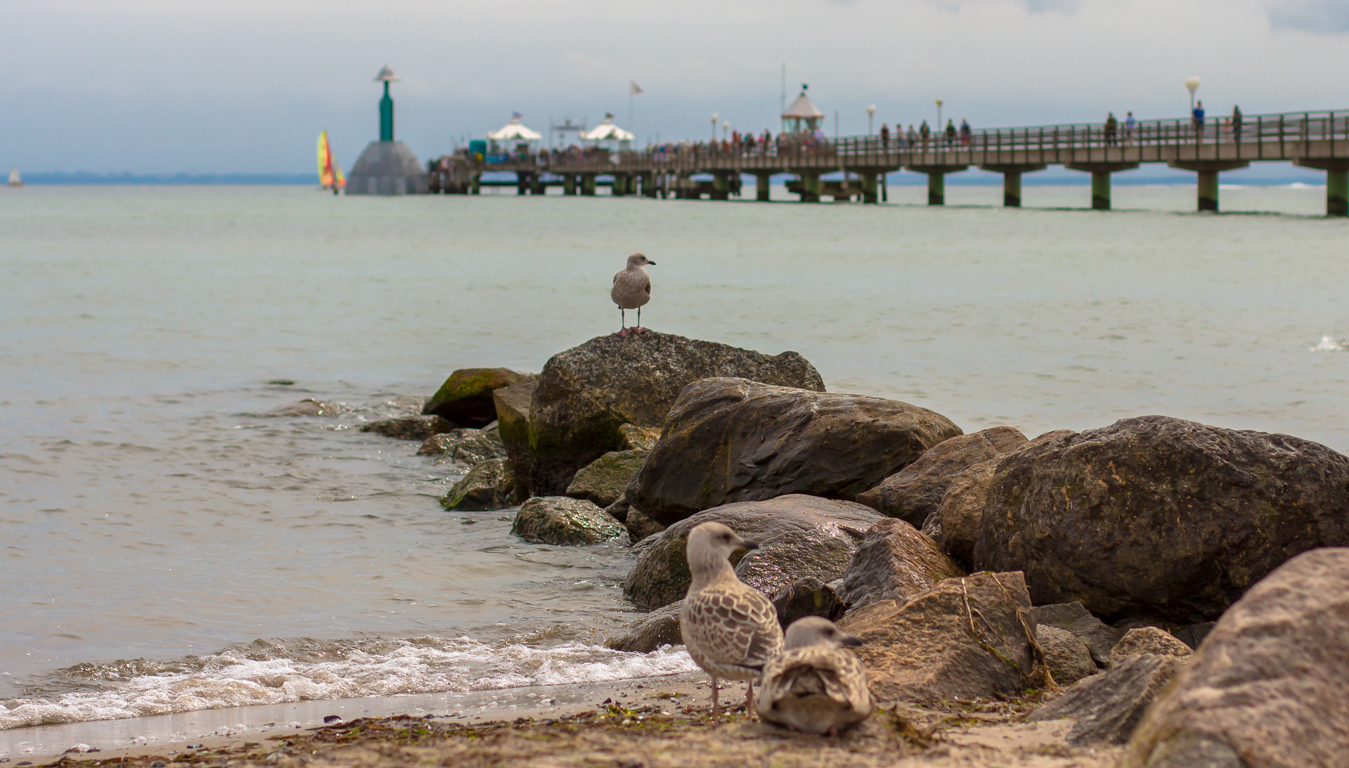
[1031,653,1188,746]
[360,414,449,440]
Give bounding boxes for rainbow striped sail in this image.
[317,131,346,191]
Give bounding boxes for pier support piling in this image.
[711,173,731,201]
[755,174,771,202]
[980,164,1046,208]
[906,165,968,206]
[860,172,879,204]
[581,174,597,196]
[1169,161,1249,212]
[1066,163,1139,211]
[1294,159,1349,217]
[563,175,577,196]
[612,175,628,197]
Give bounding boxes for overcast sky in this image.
[2,0,1346,173]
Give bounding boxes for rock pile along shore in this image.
[348,330,1349,758]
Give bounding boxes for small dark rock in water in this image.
[1030,653,1187,746]
[423,368,530,428]
[442,458,517,511]
[771,577,849,628]
[360,414,450,441]
[605,601,683,653]
[323,715,343,723]
[266,379,295,386]
[511,496,627,545]
[421,425,508,467]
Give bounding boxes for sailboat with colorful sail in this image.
[317,131,345,194]
[7,167,21,187]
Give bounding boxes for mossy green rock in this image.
[424,368,528,427]
[420,425,508,467]
[510,496,626,545]
[566,449,648,508]
[441,458,517,511]
[493,378,538,501]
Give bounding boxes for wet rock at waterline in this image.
[526,333,825,496]
[622,495,882,611]
[441,458,517,511]
[268,398,339,417]
[1121,547,1349,768]
[604,601,683,653]
[856,426,1028,528]
[838,571,1049,703]
[835,518,966,612]
[1037,625,1099,686]
[1030,654,1188,746]
[419,424,508,467]
[511,496,627,546]
[360,414,450,441]
[493,377,538,501]
[566,449,648,509]
[621,503,666,543]
[625,378,962,527]
[973,416,1349,623]
[423,368,530,428]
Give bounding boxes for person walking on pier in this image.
[944,120,957,147]
[1124,111,1137,144]
[908,124,919,149]
[919,121,930,148]
[880,122,890,150]
[1192,100,1206,137]
[1232,105,1243,142]
[1104,112,1118,146]
[960,119,971,146]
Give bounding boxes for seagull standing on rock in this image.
[755,616,874,736]
[611,252,655,337]
[680,522,785,720]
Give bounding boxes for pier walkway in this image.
[429,109,1349,215]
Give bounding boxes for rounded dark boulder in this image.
[526,333,824,496]
[625,378,963,527]
[621,494,883,611]
[973,415,1349,623]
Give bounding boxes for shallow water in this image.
[1,184,1346,739]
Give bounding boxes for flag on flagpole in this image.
[630,80,643,96]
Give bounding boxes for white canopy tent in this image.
[782,86,825,133]
[581,117,635,143]
[487,117,543,141]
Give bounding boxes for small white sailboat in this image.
[7,167,21,187]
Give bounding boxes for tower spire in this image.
[375,66,399,142]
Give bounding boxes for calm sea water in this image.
[2,184,1346,742]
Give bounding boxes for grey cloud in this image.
[1267,0,1349,33]
[927,0,1081,14]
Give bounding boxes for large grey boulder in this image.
[1030,654,1188,746]
[972,416,1349,622]
[441,458,517,511]
[423,368,529,427]
[492,378,538,500]
[835,518,966,611]
[625,378,962,527]
[622,495,882,611]
[510,496,626,546]
[1122,547,1349,768]
[856,426,1027,527]
[525,333,824,496]
[838,571,1049,703]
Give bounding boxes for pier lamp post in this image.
[722,121,730,141]
[711,113,719,142]
[1186,77,1201,113]
[867,104,876,135]
[936,99,943,129]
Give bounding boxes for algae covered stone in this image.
[360,414,450,440]
[423,368,529,428]
[442,458,517,511]
[511,496,626,545]
[566,449,648,508]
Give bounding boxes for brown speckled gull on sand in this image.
[611,252,655,337]
[755,616,875,736]
[679,521,785,719]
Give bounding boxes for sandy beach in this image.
[28,673,1121,768]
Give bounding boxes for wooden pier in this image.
[428,109,1349,216]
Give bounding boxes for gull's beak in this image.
[647,260,656,266]
[842,635,864,647]
[739,540,759,551]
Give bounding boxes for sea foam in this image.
[0,637,697,730]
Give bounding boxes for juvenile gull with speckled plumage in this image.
[755,616,875,735]
[611,253,655,337]
[680,521,785,719]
